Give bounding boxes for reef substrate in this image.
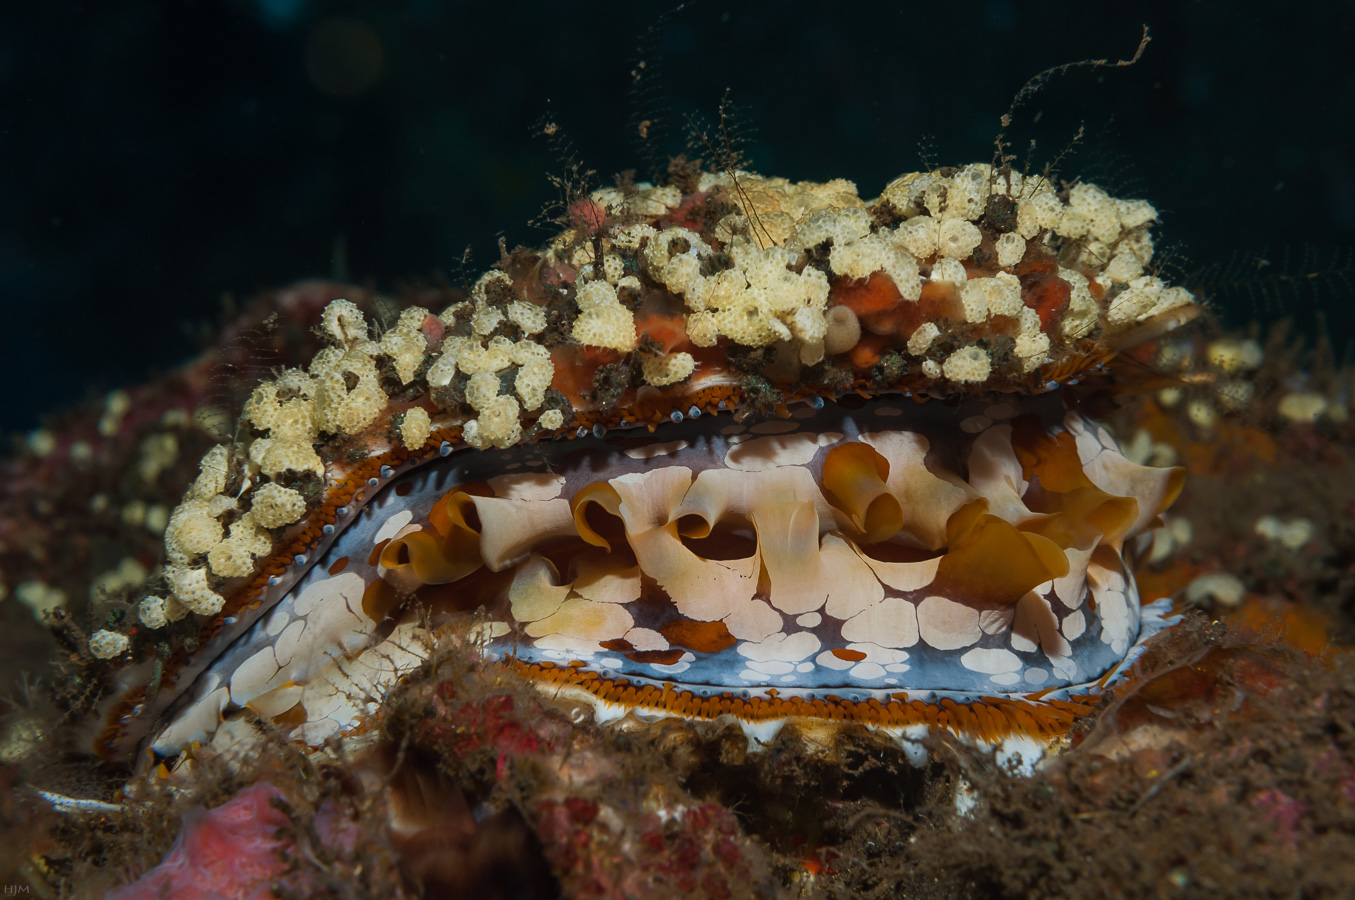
[20,611,1355,899]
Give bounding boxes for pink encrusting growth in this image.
[106,782,291,900]
[106,781,367,899]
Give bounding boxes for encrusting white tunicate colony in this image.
[89,629,130,660]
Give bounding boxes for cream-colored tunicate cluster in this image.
[634,163,1195,386]
[138,594,189,629]
[160,443,304,600]
[573,280,638,352]
[89,557,148,603]
[883,169,1149,253]
[89,629,130,659]
[165,562,227,616]
[543,181,685,319]
[696,171,865,247]
[157,295,433,618]
[907,323,941,357]
[1141,334,1274,431]
[1104,276,1195,334]
[379,307,433,384]
[644,199,872,367]
[884,164,1192,347]
[312,347,389,435]
[321,297,368,346]
[820,210,923,306]
[591,181,684,219]
[429,326,557,448]
[163,447,233,558]
[1059,268,1099,340]
[507,299,547,335]
[15,580,65,620]
[1183,571,1246,608]
[995,232,1026,268]
[1205,337,1264,374]
[99,389,132,438]
[248,482,308,529]
[1147,514,1193,565]
[243,372,324,479]
[646,222,833,363]
[465,270,519,334]
[641,351,697,387]
[566,242,625,285]
[1277,392,1329,424]
[204,514,273,581]
[942,346,992,383]
[271,296,429,441]
[959,273,1023,321]
[400,407,432,449]
[1254,515,1314,552]
[464,395,522,450]
[134,433,180,488]
[1013,307,1052,372]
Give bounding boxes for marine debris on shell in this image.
[82,161,1201,767]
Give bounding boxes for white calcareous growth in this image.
[138,594,191,629]
[1277,392,1328,425]
[1253,515,1314,553]
[573,281,638,352]
[248,482,308,530]
[378,306,433,384]
[165,565,225,616]
[320,298,368,346]
[14,580,66,620]
[1184,572,1246,608]
[641,351,696,387]
[959,274,1023,322]
[312,347,388,436]
[942,346,992,383]
[89,629,130,659]
[464,395,523,450]
[400,407,432,449]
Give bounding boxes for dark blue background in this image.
[3,0,1352,437]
